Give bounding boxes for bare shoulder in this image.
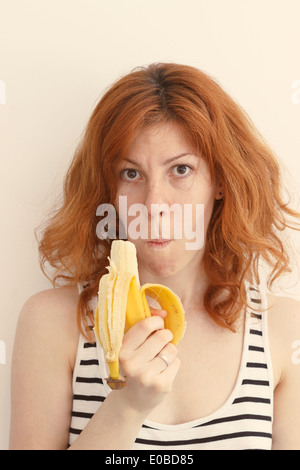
[267,293,300,332]
[10,286,81,449]
[19,285,79,327]
[266,293,300,385]
[16,285,80,366]
[266,293,300,449]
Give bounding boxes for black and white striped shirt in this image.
[69,283,273,450]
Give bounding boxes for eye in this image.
[172,164,193,177]
[121,168,140,181]
[120,164,193,181]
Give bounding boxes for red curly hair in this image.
[36,62,300,340]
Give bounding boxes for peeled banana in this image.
[94,240,186,389]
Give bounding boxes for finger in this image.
[121,315,164,352]
[129,346,179,390]
[130,328,174,367]
[138,358,181,394]
[149,307,167,319]
[151,342,178,374]
[154,357,181,391]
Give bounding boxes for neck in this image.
[138,261,209,314]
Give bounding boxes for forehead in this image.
[128,121,197,158]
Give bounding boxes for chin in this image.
[142,253,179,277]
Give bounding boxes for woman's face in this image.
[114,121,222,278]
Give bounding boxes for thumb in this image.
[149,307,167,319]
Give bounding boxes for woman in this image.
[10,63,300,450]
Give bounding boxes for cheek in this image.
[187,185,216,224]
[114,192,148,235]
[180,189,215,248]
[203,195,216,227]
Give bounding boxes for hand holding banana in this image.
[117,313,181,414]
[94,240,186,389]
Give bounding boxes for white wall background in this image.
[0,0,299,450]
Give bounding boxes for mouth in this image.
[146,239,172,248]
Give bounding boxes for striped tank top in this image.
[69,282,274,450]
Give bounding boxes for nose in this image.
[143,180,169,216]
[143,181,171,238]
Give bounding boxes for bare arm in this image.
[9,287,79,449]
[269,296,300,450]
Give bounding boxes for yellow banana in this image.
[94,240,186,389]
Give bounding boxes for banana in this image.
[94,240,186,389]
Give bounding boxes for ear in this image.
[214,181,224,200]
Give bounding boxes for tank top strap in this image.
[241,281,274,405]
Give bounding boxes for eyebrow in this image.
[123,153,197,167]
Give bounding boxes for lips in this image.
[146,239,172,248]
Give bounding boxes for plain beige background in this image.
[0,0,299,450]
